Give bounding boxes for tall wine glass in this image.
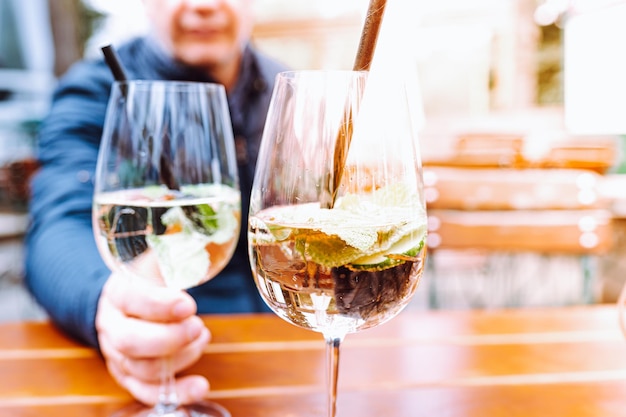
[93,80,239,417]
[248,70,428,416]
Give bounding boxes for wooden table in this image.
[2,305,626,416]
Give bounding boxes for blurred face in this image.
[143,0,254,79]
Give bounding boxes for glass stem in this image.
[325,335,344,417]
[154,356,179,416]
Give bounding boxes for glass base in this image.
[111,401,231,417]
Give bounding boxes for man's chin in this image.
[176,45,235,69]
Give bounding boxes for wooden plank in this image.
[427,209,613,254]
[1,306,625,416]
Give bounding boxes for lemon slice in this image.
[350,229,426,271]
[298,231,366,268]
[146,232,210,289]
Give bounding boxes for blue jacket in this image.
[25,36,288,347]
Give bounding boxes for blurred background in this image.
[2,0,626,320]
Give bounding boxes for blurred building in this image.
[1,0,56,122]
[0,1,51,217]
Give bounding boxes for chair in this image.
[422,165,614,309]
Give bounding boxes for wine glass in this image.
[93,80,239,417]
[248,70,428,416]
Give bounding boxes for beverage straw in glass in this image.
[101,45,179,192]
[322,0,387,210]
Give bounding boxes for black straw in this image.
[101,44,129,98]
[100,44,179,191]
[101,44,128,83]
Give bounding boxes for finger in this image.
[171,325,211,374]
[135,326,211,378]
[100,313,207,358]
[102,326,210,383]
[104,346,210,407]
[103,272,197,322]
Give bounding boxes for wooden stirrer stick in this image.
[321,0,387,209]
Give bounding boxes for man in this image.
[25,0,287,406]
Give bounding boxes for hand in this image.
[95,271,211,405]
